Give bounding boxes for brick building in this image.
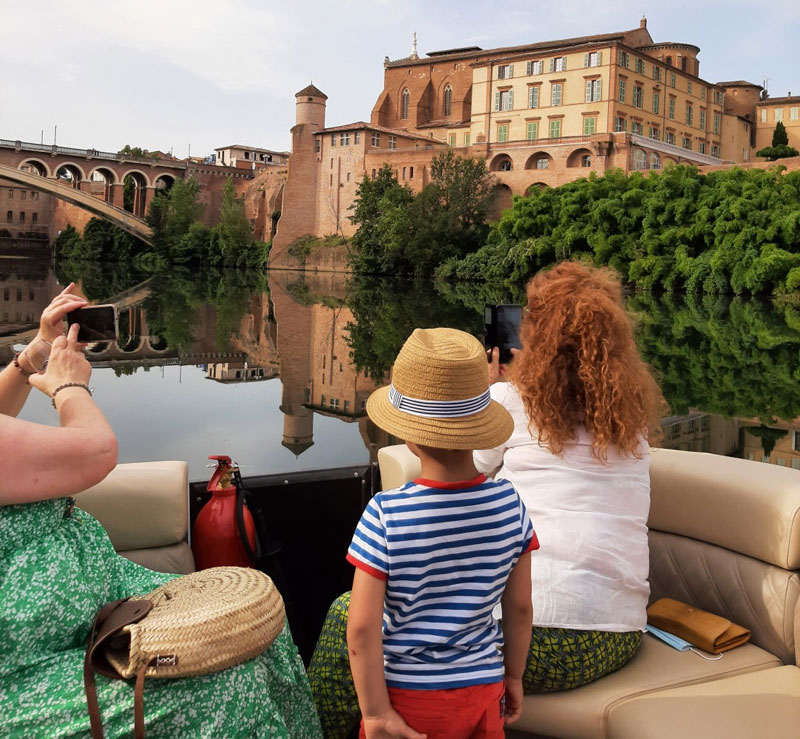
[0,179,53,240]
[755,95,800,152]
[270,19,795,264]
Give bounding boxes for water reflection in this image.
[2,255,799,479]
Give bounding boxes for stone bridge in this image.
[0,163,154,244]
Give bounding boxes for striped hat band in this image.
[388,384,491,419]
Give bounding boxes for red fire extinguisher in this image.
[192,455,257,570]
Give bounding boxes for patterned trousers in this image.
[306,592,642,739]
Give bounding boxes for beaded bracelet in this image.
[12,351,34,382]
[51,382,92,409]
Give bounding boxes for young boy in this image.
[346,327,538,739]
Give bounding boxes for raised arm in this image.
[0,323,118,505]
[0,283,86,417]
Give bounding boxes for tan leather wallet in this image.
[647,597,751,654]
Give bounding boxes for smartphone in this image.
[66,305,118,342]
[484,304,522,364]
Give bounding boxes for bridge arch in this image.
[55,162,87,188]
[88,166,118,204]
[525,152,553,170]
[19,159,51,177]
[121,170,150,217]
[154,173,176,191]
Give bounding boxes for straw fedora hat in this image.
[366,327,513,450]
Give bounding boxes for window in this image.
[31,213,37,224]
[354,131,360,144]
[526,121,538,140]
[635,57,646,75]
[528,86,540,108]
[584,51,601,68]
[464,132,470,146]
[401,88,410,118]
[581,155,592,167]
[670,72,676,88]
[495,89,514,111]
[330,398,339,410]
[791,107,799,121]
[614,116,627,132]
[631,121,643,135]
[19,212,25,223]
[550,84,562,106]
[340,132,350,146]
[371,132,380,147]
[331,134,336,146]
[649,126,660,140]
[665,131,676,145]
[633,85,644,108]
[443,85,452,116]
[681,57,687,72]
[653,91,660,115]
[402,167,407,179]
[20,191,26,200]
[243,151,250,159]
[583,117,596,135]
[698,109,706,130]
[760,108,767,123]
[618,79,626,102]
[687,81,692,94]
[449,133,456,146]
[714,90,723,104]
[700,87,707,101]
[685,103,693,126]
[388,135,397,150]
[698,142,707,154]
[618,50,630,68]
[497,125,508,143]
[682,136,692,150]
[633,149,647,170]
[526,60,543,75]
[650,152,661,169]
[498,159,512,171]
[549,119,561,138]
[653,66,661,81]
[344,400,350,413]
[315,139,320,152]
[775,108,784,122]
[497,64,514,79]
[535,156,549,169]
[711,144,720,158]
[669,98,675,119]
[550,56,567,72]
[585,79,602,102]
[793,431,800,451]
[409,166,414,178]
[6,211,11,222]
[6,189,11,199]
[713,113,721,134]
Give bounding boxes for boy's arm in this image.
[500,551,533,725]
[347,568,427,739]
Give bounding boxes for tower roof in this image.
[296,84,328,100]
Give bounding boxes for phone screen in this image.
[484,305,522,364]
[66,305,118,342]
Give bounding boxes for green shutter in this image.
[584,52,590,68]
[494,90,500,111]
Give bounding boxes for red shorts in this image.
[359,681,505,739]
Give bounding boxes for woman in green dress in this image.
[0,284,322,739]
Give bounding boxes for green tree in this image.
[146,177,206,261]
[118,145,160,160]
[773,121,789,147]
[212,178,266,268]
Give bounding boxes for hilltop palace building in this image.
[270,18,792,263]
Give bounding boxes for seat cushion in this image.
[513,634,781,739]
[119,542,195,575]
[607,665,800,739]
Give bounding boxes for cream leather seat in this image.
[376,445,800,739]
[76,460,195,574]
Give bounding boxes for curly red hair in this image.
[509,261,665,459]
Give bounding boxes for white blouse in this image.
[474,382,651,632]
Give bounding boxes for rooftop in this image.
[215,145,290,156]
[314,121,442,143]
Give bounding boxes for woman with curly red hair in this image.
[476,260,666,693]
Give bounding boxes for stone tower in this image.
[269,84,327,267]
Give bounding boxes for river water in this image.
[2,256,799,482]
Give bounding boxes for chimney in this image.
[640,16,647,29]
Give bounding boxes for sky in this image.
[1,1,797,158]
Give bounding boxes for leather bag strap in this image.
[84,599,153,739]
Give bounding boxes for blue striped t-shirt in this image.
[346,473,538,690]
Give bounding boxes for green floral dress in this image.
[0,497,322,738]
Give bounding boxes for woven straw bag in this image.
[84,567,285,739]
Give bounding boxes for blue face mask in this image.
[646,624,723,660]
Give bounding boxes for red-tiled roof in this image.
[296,84,328,99]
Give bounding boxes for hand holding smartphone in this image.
[484,304,522,364]
[66,305,118,342]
